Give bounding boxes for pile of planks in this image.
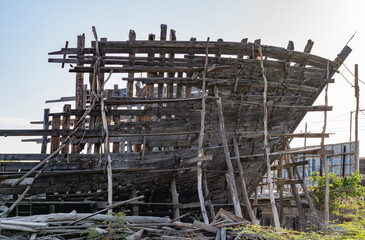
[0,209,250,239]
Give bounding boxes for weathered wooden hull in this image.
[0,26,351,216]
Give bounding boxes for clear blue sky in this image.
[0,0,364,155]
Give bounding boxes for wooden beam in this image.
[214,86,242,218]
[257,45,280,230]
[49,40,338,69]
[270,160,309,171]
[197,38,210,224]
[233,138,257,224]
[171,180,180,219]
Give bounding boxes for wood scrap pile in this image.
[0,208,250,239]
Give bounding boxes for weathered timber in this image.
[233,138,257,224]
[0,25,352,223]
[49,40,338,68]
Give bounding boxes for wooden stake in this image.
[233,138,257,224]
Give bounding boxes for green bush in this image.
[309,171,365,213]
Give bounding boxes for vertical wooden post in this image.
[74,34,85,153]
[75,34,85,110]
[321,62,330,227]
[157,25,167,121]
[233,138,257,224]
[214,86,242,218]
[50,115,61,153]
[354,64,359,171]
[185,37,196,99]
[146,33,155,123]
[278,155,284,224]
[61,104,71,154]
[171,180,180,219]
[304,122,307,148]
[166,27,175,106]
[350,111,353,152]
[41,109,50,154]
[127,30,136,153]
[112,106,121,153]
[257,46,280,230]
[197,38,210,224]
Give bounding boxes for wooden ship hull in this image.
[0,25,351,217]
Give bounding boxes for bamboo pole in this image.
[257,45,280,230]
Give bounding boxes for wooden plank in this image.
[0,129,199,137]
[185,155,212,164]
[50,41,338,68]
[69,65,230,73]
[270,160,309,170]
